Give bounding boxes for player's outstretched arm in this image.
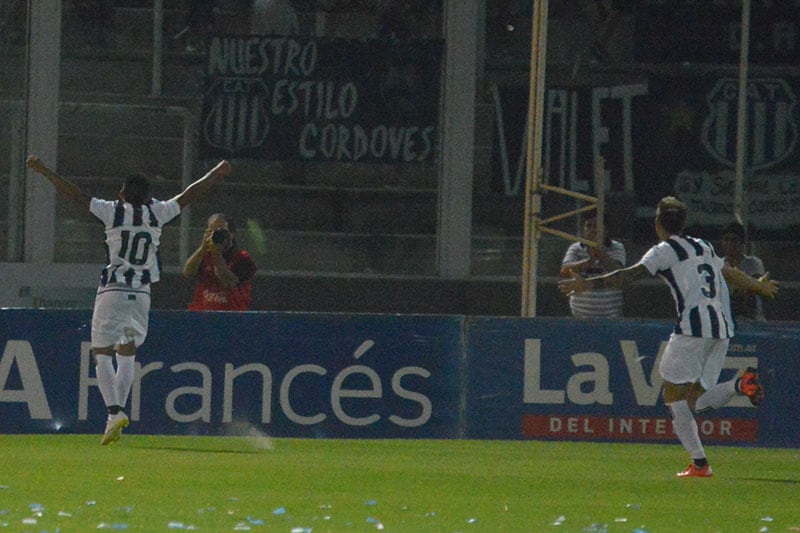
[173,160,231,210]
[559,263,649,295]
[26,155,91,208]
[722,265,779,299]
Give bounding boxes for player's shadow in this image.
[737,477,800,484]
[128,443,263,454]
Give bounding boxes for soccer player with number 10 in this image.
[26,155,231,445]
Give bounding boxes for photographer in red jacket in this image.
[183,213,256,311]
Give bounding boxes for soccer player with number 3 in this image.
[559,196,778,477]
[26,155,231,445]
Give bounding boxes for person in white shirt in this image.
[560,213,626,318]
[559,196,778,478]
[26,155,231,445]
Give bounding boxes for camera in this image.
[211,228,230,244]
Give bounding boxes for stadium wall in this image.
[0,264,795,321]
[1,309,798,448]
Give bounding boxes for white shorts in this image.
[658,333,729,390]
[91,286,151,349]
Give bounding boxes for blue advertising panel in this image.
[465,317,800,448]
[0,310,463,439]
[4,309,800,448]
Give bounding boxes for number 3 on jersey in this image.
[697,263,717,298]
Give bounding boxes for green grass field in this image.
[1,434,798,532]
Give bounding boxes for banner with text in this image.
[0,310,462,439]
[199,36,442,163]
[492,75,800,236]
[465,317,800,448]
[3,310,799,447]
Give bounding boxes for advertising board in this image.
[0,310,463,439]
[465,317,800,448]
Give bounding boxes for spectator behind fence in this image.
[183,213,257,311]
[560,212,626,318]
[720,221,767,322]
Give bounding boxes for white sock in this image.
[695,379,737,413]
[668,400,705,460]
[95,354,118,409]
[115,355,136,410]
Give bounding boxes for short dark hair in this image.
[656,196,687,234]
[122,174,151,206]
[722,221,745,241]
[583,210,612,245]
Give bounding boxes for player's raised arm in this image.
[26,155,91,208]
[172,160,231,210]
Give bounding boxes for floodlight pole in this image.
[733,0,750,229]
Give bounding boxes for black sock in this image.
[693,457,708,468]
[107,405,122,415]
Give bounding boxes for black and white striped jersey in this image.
[639,234,733,339]
[90,198,181,290]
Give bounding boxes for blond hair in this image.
[656,196,687,234]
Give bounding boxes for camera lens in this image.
[211,228,229,244]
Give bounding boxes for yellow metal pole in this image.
[594,155,605,245]
[521,0,549,317]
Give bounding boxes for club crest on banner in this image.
[202,77,271,153]
[701,78,798,172]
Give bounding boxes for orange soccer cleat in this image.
[676,463,713,478]
[739,367,765,406]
